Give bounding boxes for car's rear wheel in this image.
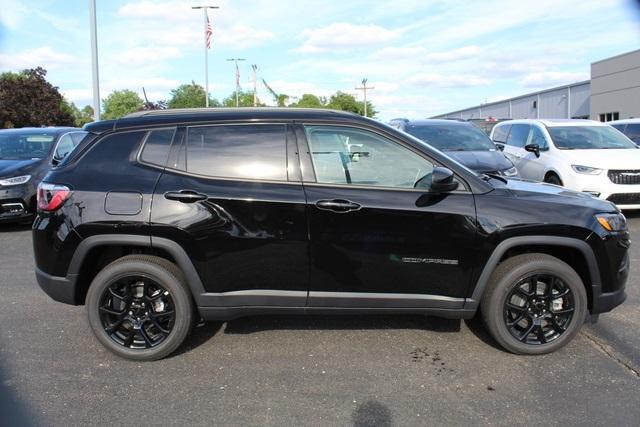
[86,255,194,361]
[481,254,587,354]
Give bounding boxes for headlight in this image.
[0,175,31,186]
[595,213,627,232]
[572,165,602,175]
[501,166,518,177]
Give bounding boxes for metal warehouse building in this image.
[432,49,640,121]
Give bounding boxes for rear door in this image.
[297,123,477,309]
[149,123,309,307]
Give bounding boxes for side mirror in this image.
[51,156,61,166]
[524,143,540,157]
[430,167,459,193]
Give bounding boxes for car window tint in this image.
[506,124,530,148]
[186,124,287,181]
[492,124,511,143]
[305,125,434,189]
[140,128,176,167]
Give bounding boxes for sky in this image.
[0,0,639,121]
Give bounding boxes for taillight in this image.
[37,182,71,212]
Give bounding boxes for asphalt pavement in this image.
[1,218,639,426]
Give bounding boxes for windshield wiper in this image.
[481,173,507,184]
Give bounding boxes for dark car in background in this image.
[389,118,518,177]
[0,127,84,223]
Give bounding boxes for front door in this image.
[502,124,531,176]
[298,124,477,309]
[517,125,548,181]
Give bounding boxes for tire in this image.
[86,255,194,361]
[544,173,563,186]
[481,253,587,355]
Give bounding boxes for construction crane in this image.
[261,78,289,107]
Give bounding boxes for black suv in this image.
[0,127,82,223]
[33,109,629,361]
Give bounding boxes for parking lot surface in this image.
[1,217,639,426]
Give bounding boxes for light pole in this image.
[192,5,219,107]
[227,58,245,107]
[89,0,100,120]
[355,78,375,117]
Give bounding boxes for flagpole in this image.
[192,5,219,108]
[204,10,208,107]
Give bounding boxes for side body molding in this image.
[464,235,601,310]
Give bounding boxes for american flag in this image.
[205,12,213,49]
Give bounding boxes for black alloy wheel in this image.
[503,273,575,345]
[98,276,175,349]
[481,253,587,355]
[86,255,194,361]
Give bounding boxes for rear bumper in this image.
[35,267,79,305]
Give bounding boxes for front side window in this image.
[505,124,530,148]
[406,124,496,152]
[0,132,56,159]
[305,125,434,189]
[528,126,548,149]
[548,126,637,150]
[186,124,287,181]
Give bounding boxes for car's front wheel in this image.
[86,255,194,361]
[481,253,587,355]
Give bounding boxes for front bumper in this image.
[35,267,79,305]
[562,171,640,210]
[0,183,35,222]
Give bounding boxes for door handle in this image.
[315,199,361,213]
[164,190,208,203]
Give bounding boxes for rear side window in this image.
[186,124,287,181]
[506,124,530,147]
[140,128,176,167]
[492,124,511,143]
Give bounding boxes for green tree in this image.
[0,67,74,128]
[168,81,219,108]
[64,101,94,127]
[222,90,265,107]
[102,90,144,119]
[290,93,326,108]
[326,91,377,118]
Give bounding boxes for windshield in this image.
[548,126,637,150]
[0,132,56,160]
[405,124,497,151]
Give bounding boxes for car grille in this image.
[608,170,640,185]
[607,193,640,205]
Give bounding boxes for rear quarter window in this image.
[139,128,176,167]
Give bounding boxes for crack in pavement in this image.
[580,330,640,379]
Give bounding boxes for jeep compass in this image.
[33,109,629,360]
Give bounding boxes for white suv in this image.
[490,119,640,209]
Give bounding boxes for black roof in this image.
[85,108,370,133]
